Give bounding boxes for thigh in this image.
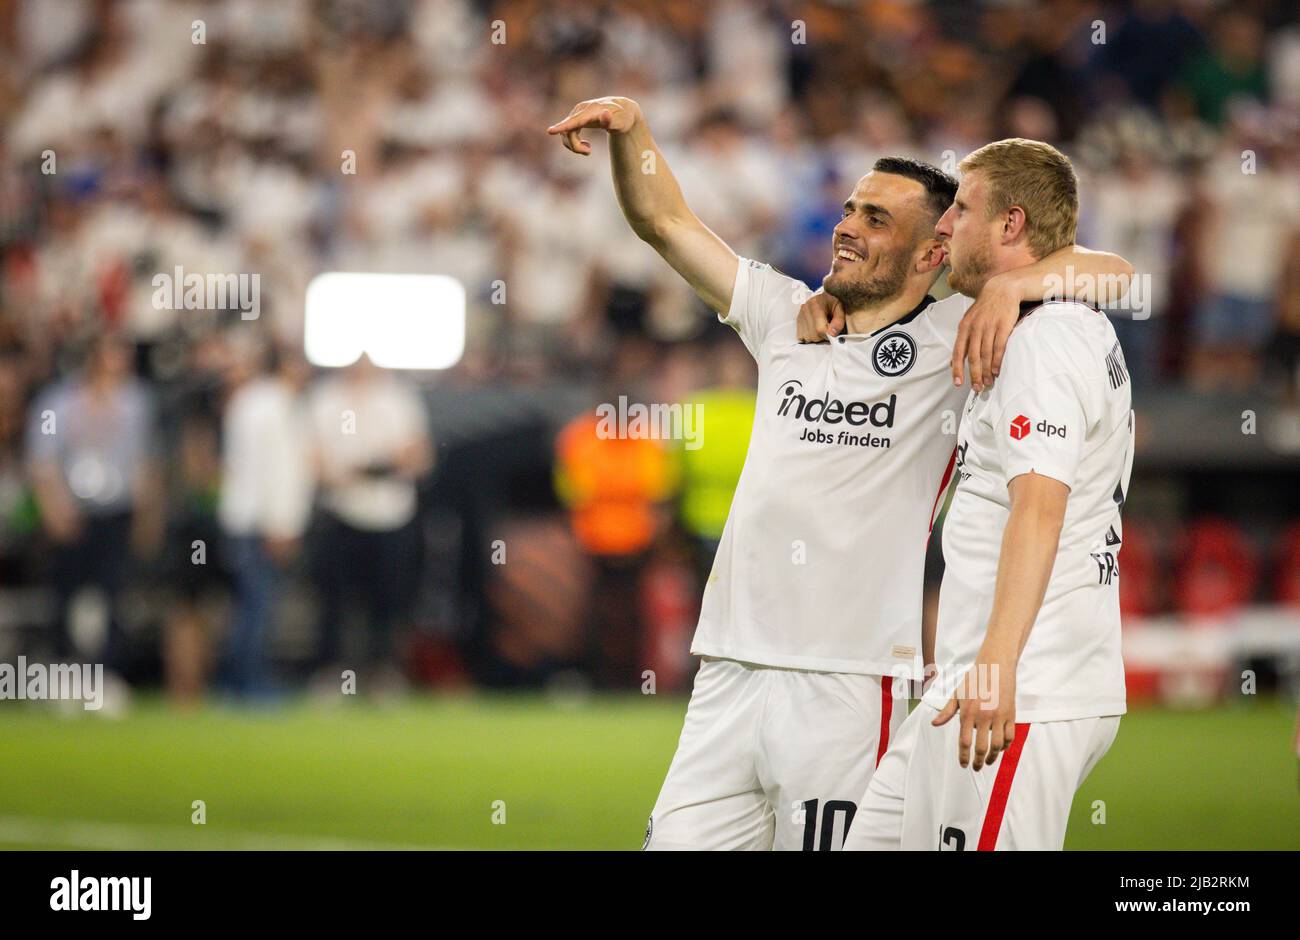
[996,715,1121,850]
[916,714,1121,851]
[646,659,772,851]
[762,672,907,851]
[886,702,980,850]
[844,697,926,851]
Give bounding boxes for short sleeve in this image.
[989,321,1090,490]
[993,372,1086,490]
[720,257,812,359]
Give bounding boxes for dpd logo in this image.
[1009,414,1067,440]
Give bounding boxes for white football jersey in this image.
[691,258,971,679]
[924,301,1133,722]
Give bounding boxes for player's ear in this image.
[1002,206,1028,246]
[917,238,946,273]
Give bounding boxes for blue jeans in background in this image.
[220,535,281,700]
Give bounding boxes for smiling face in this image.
[934,170,998,298]
[822,171,933,310]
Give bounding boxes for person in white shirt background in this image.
[1187,120,1300,392]
[305,355,433,693]
[1081,140,1185,390]
[217,335,312,700]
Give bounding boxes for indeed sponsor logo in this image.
[777,380,896,428]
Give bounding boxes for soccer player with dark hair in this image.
[548,100,1132,850]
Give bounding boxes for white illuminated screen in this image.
[304,272,466,370]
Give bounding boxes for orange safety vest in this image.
[554,412,676,557]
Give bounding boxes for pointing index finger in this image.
[548,104,596,136]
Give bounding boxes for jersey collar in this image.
[1019,298,1103,320]
[869,294,937,336]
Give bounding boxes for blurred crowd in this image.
[0,0,1298,703]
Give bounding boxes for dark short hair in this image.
[872,157,958,224]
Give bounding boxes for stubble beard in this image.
[947,237,994,298]
[822,246,913,311]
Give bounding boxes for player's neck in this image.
[979,246,1039,291]
[842,283,933,335]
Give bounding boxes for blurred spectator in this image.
[1188,136,1300,391]
[554,404,676,549]
[24,332,162,666]
[1178,9,1269,126]
[216,336,311,699]
[158,338,228,708]
[1085,144,1185,386]
[305,355,432,691]
[1274,218,1300,414]
[1090,0,1204,110]
[0,353,37,587]
[554,352,679,686]
[676,341,755,587]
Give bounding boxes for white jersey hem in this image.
[690,643,922,680]
[919,690,1128,723]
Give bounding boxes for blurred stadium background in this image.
[0,0,1298,850]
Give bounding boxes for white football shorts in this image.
[844,701,1120,851]
[644,656,906,851]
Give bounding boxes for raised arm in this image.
[547,96,738,314]
[951,245,1134,390]
[795,244,1133,381]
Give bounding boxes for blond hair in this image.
[959,138,1078,258]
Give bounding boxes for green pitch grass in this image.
[0,695,1294,850]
